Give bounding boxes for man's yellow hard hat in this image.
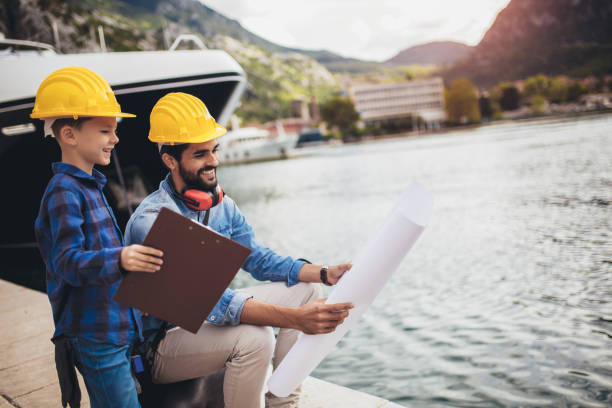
[30,66,135,119]
[148,92,226,145]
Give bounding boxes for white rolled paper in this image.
[268,182,433,397]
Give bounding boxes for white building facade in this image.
[349,77,447,128]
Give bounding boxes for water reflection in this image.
[221,114,612,407]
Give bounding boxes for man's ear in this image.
[58,125,78,146]
[161,152,177,170]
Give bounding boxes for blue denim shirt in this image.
[124,175,306,332]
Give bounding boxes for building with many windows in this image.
[348,77,446,129]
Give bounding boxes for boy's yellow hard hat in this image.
[148,92,226,145]
[30,66,135,119]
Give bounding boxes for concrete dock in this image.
[0,279,402,407]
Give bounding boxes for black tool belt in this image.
[53,336,82,408]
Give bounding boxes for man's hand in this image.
[120,244,163,273]
[297,262,352,285]
[291,298,354,335]
[326,262,352,285]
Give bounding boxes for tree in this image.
[445,78,481,124]
[523,74,549,97]
[547,76,568,103]
[478,95,493,120]
[530,95,547,115]
[594,76,605,93]
[320,97,360,136]
[498,83,520,111]
[566,82,587,102]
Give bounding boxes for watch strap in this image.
[320,265,332,286]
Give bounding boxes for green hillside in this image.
[0,0,340,123]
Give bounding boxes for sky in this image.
[201,0,512,62]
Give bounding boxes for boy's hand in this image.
[121,245,163,273]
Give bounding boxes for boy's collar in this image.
[52,162,107,188]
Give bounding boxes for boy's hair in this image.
[51,117,94,139]
[159,143,190,163]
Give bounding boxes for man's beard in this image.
[178,161,217,191]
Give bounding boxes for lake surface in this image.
[219,114,612,407]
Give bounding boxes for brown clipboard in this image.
[113,206,251,334]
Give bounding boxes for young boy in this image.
[32,66,163,408]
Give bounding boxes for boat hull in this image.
[0,50,246,285]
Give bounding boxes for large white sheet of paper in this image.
[267,182,433,397]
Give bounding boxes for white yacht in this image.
[0,35,246,256]
[219,123,298,165]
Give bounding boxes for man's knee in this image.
[235,325,275,360]
[295,282,320,305]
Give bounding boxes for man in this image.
[125,92,353,408]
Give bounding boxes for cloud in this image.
[201,0,511,60]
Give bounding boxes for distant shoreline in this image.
[347,108,612,144]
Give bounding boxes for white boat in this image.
[219,124,298,165]
[0,34,245,257]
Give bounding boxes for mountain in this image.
[6,0,608,110]
[120,0,291,53]
[385,41,472,66]
[0,0,293,54]
[0,0,340,123]
[290,49,383,73]
[444,0,612,87]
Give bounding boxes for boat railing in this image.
[0,38,57,54]
[168,34,207,51]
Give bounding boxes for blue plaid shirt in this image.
[35,163,142,345]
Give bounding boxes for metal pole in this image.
[98,25,107,52]
[163,21,170,50]
[52,21,61,50]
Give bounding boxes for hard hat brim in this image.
[203,125,227,142]
[30,111,136,119]
[150,125,227,144]
[190,124,227,144]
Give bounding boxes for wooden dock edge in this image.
[0,279,403,407]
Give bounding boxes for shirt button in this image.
[210,316,215,321]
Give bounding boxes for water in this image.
[219,114,612,407]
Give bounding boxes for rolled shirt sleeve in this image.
[205,288,252,326]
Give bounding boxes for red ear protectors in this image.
[180,184,223,211]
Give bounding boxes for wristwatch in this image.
[320,265,332,286]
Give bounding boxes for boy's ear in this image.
[58,125,78,146]
[161,152,177,170]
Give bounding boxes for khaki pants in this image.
[151,282,319,408]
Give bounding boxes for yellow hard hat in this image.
[148,92,226,145]
[30,66,135,119]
